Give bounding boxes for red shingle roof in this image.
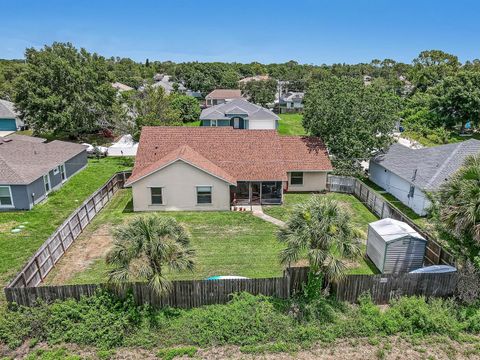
[205,89,242,100]
[126,127,332,186]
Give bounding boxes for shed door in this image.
[0,119,16,131]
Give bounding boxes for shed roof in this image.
[369,218,426,243]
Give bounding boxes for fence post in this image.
[34,257,43,282]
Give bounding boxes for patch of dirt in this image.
[4,336,480,359]
[45,224,113,284]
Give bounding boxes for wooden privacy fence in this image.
[326,175,455,267]
[4,267,459,308]
[5,267,309,308]
[7,171,132,289]
[335,273,458,304]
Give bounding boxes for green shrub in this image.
[157,346,197,360]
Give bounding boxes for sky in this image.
[1,0,480,65]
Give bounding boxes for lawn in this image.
[277,113,306,136]
[403,130,480,147]
[361,178,433,231]
[46,189,285,284]
[263,193,379,275]
[0,157,133,286]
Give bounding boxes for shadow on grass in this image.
[122,198,134,213]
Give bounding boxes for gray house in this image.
[369,139,480,215]
[0,99,23,132]
[0,135,87,210]
[200,98,279,130]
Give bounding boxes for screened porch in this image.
[231,181,283,205]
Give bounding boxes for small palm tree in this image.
[437,154,480,243]
[106,215,195,295]
[278,196,362,283]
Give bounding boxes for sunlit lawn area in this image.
[277,113,306,136]
[0,157,133,286]
[48,189,284,285]
[50,190,379,285]
[264,193,380,275]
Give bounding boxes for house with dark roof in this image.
[278,92,304,113]
[0,99,23,132]
[369,139,480,215]
[200,99,279,130]
[205,89,243,107]
[125,127,332,211]
[0,135,87,210]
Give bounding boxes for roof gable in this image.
[200,99,279,121]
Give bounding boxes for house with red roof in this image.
[125,126,332,211]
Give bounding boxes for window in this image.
[196,186,212,204]
[59,164,66,181]
[233,117,240,129]
[0,186,13,207]
[43,174,51,193]
[53,167,59,175]
[210,120,217,127]
[290,172,304,185]
[150,187,163,205]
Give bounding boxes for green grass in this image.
[263,193,379,274]
[54,189,285,284]
[277,113,306,136]
[183,120,201,127]
[403,130,480,147]
[361,178,432,230]
[0,157,133,286]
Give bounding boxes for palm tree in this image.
[437,154,480,244]
[278,196,362,283]
[106,215,195,296]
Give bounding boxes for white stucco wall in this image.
[287,171,328,192]
[369,161,431,216]
[248,119,277,130]
[131,160,231,211]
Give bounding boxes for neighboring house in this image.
[238,75,271,85]
[112,82,134,92]
[125,126,332,211]
[369,139,480,215]
[0,99,23,131]
[151,74,186,94]
[205,89,242,107]
[0,135,87,210]
[278,92,304,113]
[200,98,279,130]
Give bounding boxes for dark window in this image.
[291,172,303,185]
[197,186,212,204]
[0,186,12,206]
[151,187,163,204]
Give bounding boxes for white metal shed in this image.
[366,218,427,274]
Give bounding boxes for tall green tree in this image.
[278,196,362,283]
[169,94,201,123]
[303,76,401,172]
[429,71,480,132]
[14,42,116,138]
[241,79,277,106]
[431,154,480,265]
[106,216,195,296]
[411,50,460,92]
[128,85,181,140]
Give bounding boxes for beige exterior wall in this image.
[287,171,328,192]
[131,160,231,211]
